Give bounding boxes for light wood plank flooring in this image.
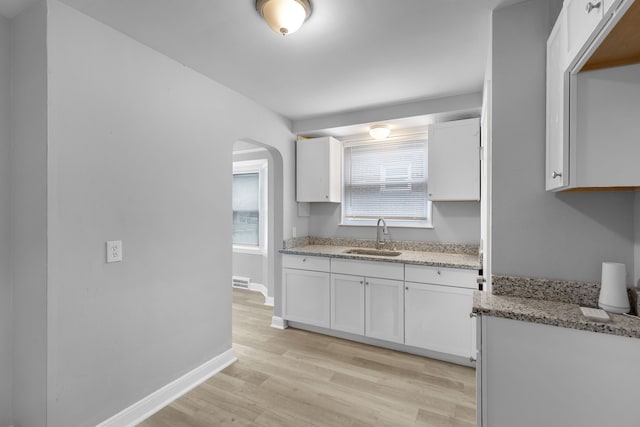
[138,289,476,427]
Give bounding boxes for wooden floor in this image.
[139,289,476,427]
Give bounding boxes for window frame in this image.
[340,137,433,229]
[232,159,268,254]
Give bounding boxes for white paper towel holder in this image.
[598,261,630,314]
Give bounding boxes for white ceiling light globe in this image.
[261,0,308,36]
[369,125,391,140]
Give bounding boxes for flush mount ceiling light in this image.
[256,0,312,36]
[369,125,391,140]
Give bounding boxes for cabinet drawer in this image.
[283,254,330,272]
[404,264,477,289]
[331,258,404,280]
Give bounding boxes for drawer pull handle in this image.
[552,171,562,179]
[302,258,306,262]
[437,270,441,275]
[585,1,601,13]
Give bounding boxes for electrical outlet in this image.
[106,240,123,263]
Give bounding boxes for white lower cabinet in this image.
[331,273,404,344]
[330,274,365,335]
[283,254,477,362]
[365,277,404,344]
[283,255,330,328]
[405,282,474,358]
[478,316,640,427]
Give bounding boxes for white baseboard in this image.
[248,282,274,307]
[270,316,287,330]
[97,348,237,427]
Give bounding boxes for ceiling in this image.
[1,0,526,123]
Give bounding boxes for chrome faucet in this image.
[376,217,389,250]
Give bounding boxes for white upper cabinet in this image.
[546,7,570,191]
[546,0,640,191]
[296,136,341,203]
[427,118,480,201]
[566,0,605,60]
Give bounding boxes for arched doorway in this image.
[231,139,284,323]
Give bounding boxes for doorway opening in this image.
[231,139,284,325]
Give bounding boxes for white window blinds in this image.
[343,139,430,224]
[232,172,260,246]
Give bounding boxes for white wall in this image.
[39,1,298,425]
[10,2,49,426]
[308,202,480,244]
[0,14,13,427]
[491,0,635,284]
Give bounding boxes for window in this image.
[342,138,431,227]
[232,159,268,253]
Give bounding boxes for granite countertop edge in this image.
[473,291,640,339]
[279,246,481,270]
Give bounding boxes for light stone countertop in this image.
[473,276,640,339]
[280,244,481,270]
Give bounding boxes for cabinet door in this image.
[365,277,404,344]
[546,10,570,191]
[296,137,341,203]
[427,118,480,201]
[331,274,365,335]
[482,316,640,427]
[405,282,474,358]
[283,268,330,327]
[566,0,604,60]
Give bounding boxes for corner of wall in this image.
[9,1,49,426]
[0,11,13,427]
[634,191,640,288]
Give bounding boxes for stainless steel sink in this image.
[344,248,402,257]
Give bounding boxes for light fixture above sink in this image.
[369,125,391,140]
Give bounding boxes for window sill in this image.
[339,221,433,229]
[233,245,266,255]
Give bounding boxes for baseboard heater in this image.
[232,276,251,289]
